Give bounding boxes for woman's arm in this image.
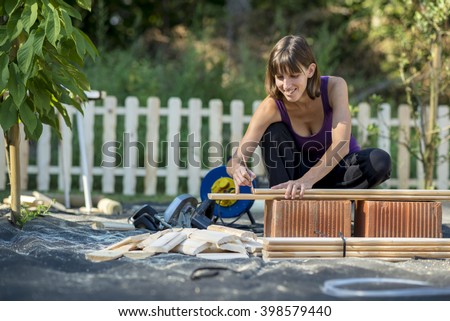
[226,96,280,191]
[272,76,352,198]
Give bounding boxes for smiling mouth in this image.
[285,88,296,95]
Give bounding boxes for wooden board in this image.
[208,188,450,201]
[207,224,257,240]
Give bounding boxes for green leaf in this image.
[19,101,37,134]
[58,2,82,20]
[77,29,98,60]
[33,28,46,57]
[17,32,35,73]
[29,80,51,113]
[53,101,72,129]
[0,97,18,131]
[5,0,23,15]
[45,5,61,46]
[8,64,26,107]
[0,54,10,90]
[0,27,9,47]
[22,2,39,33]
[7,11,24,41]
[76,0,92,11]
[72,29,86,58]
[60,9,74,36]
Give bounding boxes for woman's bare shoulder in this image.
[250,96,281,127]
[327,76,348,92]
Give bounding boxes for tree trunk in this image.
[5,124,21,224]
[423,37,442,189]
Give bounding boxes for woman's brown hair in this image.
[265,35,321,100]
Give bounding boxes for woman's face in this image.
[275,70,308,102]
[274,64,314,102]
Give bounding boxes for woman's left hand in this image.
[271,179,314,199]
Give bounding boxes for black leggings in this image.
[260,122,392,188]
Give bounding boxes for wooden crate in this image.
[264,200,352,237]
[354,201,442,238]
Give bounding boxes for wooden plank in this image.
[189,230,239,245]
[208,193,450,201]
[91,221,135,231]
[123,96,139,195]
[144,97,160,195]
[85,244,136,262]
[262,251,343,258]
[264,237,450,247]
[207,224,257,240]
[102,96,117,194]
[254,188,450,196]
[188,98,202,195]
[196,252,249,260]
[265,245,344,252]
[136,229,172,249]
[242,239,263,253]
[347,251,450,258]
[123,251,156,260]
[166,97,181,195]
[33,191,68,212]
[216,242,247,254]
[144,231,187,253]
[172,238,210,255]
[106,233,152,250]
[263,237,343,246]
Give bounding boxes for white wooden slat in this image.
[144,97,160,195]
[58,108,74,207]
[188,98,202,196]
[166,97,181,195]
[251,100,266,177]
[378,103,391,156]
[123,97,139,195]
[81,100,95,191]
[398,104,411,189]
[37,125,51,191]
[437,105,449,189]
[230,100,244,144]
[0,126,6,190]
[357,102,370,147]
[101,96,117,193]
[208,99,223,168]
[19,123,28,190]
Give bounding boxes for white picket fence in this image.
[0,97,449,197]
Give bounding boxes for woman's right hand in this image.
[232,164,256,194]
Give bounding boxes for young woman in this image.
[226,35,391,199]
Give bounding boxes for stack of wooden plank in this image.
[262,237,450,262]
[85,225,263,262]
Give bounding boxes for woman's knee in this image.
[261,122,292,144]
[368,148,392,184]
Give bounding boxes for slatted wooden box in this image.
[354,201,442,238]
[264,200,352,237]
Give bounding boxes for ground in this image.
[0,200,450,300]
